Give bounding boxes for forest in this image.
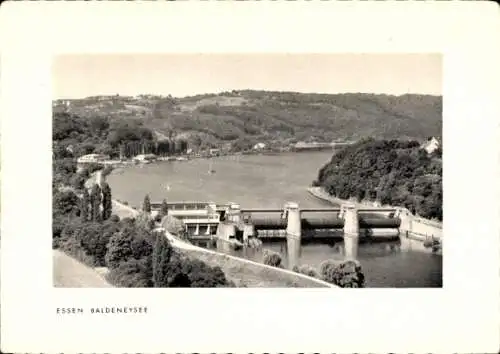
[52,111,189,161]
[314,138,442,221]
[53,90,442,151]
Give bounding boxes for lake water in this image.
[107,151,443,288]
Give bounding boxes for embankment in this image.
[179,247,335,288]
[308,186,443,240]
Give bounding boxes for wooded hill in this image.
[54,90,442,150]
[314,139,442,221]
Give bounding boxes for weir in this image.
[150,200,405,266]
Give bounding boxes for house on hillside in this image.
[421,137,440,154]
[133,154,157,163]
[253,142,266,150]
[77,153,110,164]
[209,148,220,157]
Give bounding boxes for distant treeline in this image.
[119,139,188,158]
[52,112,188,160]
[314,139,442,221]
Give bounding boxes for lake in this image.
[107,151,443,288]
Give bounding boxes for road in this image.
[53,250,112,288]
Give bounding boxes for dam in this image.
[150,200,414,269]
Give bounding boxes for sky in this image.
[52,53,442,99]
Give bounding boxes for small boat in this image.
[176,156,188,161]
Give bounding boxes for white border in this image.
[1,2,500,353]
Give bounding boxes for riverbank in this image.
[307,186,443,246]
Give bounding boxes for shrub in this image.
[53,190,80,217]
[57,236,98,268]
[109,215,120,223]
[297,264,320,278]
[160,215,186,236]
[105,224,153,269]
[182,258,229,287]
[136,212,155,231]
[319,259,365,288]
[263,250,283,268]
[106,257,153,287]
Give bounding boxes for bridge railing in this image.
[151,202,211,211]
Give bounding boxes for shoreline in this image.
[83,148,332,171]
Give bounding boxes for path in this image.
[53,250,112,288]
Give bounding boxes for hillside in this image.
[53,90,442,150]
[314,139,442,221]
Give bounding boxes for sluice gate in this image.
[251,216,400,230]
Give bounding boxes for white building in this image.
[77,153,110,164]
[253,142,266,150]
[421,137,440,154]
[133,154,157,163]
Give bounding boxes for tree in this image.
[53,190,80,217]
[101,182,113,220]
[80,188,90,221]
[71,173,87,191]
[159,199,169,217]
[152,232,174,287]
[143,194,151,214]
[105,223,153,269]
[74,221,116,266]
[90,184,102,222]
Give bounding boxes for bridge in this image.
[150,200,412,269]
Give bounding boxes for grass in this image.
[181,248,333,288]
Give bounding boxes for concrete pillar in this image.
[194,224,200,236]
[96,170,104,188]
[342,203,359,260]
[227,203,242,224]
[207,203,217,216]
[397,207,413,235]
[206,224,211,235]
[243,223,255,243]
[216,222,236,241]
[285,202,301,270]
[397,208,413,251]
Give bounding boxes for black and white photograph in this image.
[52,53,443,288]
[2,2,499,353]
